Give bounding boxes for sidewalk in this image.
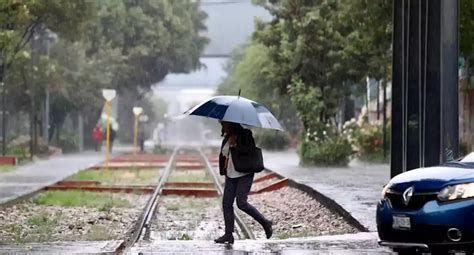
[263,149,390,232]
[0,147,131,204]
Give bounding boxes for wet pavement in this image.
[0,148,130,204]
[132,232,391,254]
[0,147,395,254]
[0,240,122,254]
[263,150,390,232]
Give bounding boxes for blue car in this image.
[377,154,474,254]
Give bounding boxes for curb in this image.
[270,170,369,232]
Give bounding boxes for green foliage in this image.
[68,169,159,185]
[298,122,353,166]
[58,132,79,153]
[300,135,353,166]
[88,225,112,241]
[89,0,209,90]
[343,118,390,163]
[25,211,61,242]
[33,191,132,209]
[6,145,29,161]
[0,165,15,172]
[27,213,53,226]
[3,0,208,153]
[178,233,192,240]
[218,42,301,136]
[0,0,95,68]
[167,171,211,182]
[153,144,169,155]
[3,224,23,243]
[254,130,290,150]
[460,0,474,61]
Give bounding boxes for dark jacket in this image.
[219,128,258,175]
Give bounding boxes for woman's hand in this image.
[228,135,237,147]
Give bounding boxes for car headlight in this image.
[438,183,474,202]
[381,183,391,199]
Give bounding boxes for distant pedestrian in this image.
[109,128,117,152]
[92,125,103,151]
[214,121,273,244]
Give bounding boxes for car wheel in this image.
[393,248,420,255]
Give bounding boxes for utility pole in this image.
[41,29,57,146]
[391,0,459,177]
[383,80,387,160]
[1,63,5,156]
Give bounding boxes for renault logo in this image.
[403,186,414,205]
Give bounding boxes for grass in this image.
[32,190,133,210]
[167,170,211,182]
[0,165,15,172]
[27,213,53,226]
[2,224,22,243]
[88,225,113,241]
[67,169,160,184]
[164,196,219,211]
[23,212,61,243]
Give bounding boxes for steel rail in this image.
[198,147,255,240]
[120,147,179,253]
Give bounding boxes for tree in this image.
[254,0,349,128]
[0,0,95,76]
[0,0,96,154]
[218,42,300,137]
[86,0,209,142]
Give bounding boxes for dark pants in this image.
[94,141,101,152]
[222,173,268,233]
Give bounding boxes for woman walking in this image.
[214,121,273,244]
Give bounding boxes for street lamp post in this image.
[1,74,5,156]
[139,114,149,153]
[42,29,57,146]
[133,107,143,156]
[102,89,116,171]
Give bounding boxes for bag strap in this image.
[224,140,231,170]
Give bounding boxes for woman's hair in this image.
[221,121,243,137]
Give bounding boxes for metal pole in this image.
[377,81,380,120]
[1,64,5,156]
[43,88,49,144]
[43,35,50,145]
[383,80,387,160]
[105,101,111,171]
[134,115,139,156]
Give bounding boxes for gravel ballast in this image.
[240,186,358,239]
[150,196,224,241]
[0,193,149,244]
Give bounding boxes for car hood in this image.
[389,165,474,191]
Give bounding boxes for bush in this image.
[343,119,391,163]
[254,130,290,150]
[7,145,29,162]
[300,133,353,166]
[153,144,169,154]
[58,133,79,153]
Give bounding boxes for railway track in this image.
[119,146,255,253]
[0,146,366,254]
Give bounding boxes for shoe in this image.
[214,233,234,244]
[263,220,273,239]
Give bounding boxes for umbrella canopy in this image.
[184,96,284,131]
